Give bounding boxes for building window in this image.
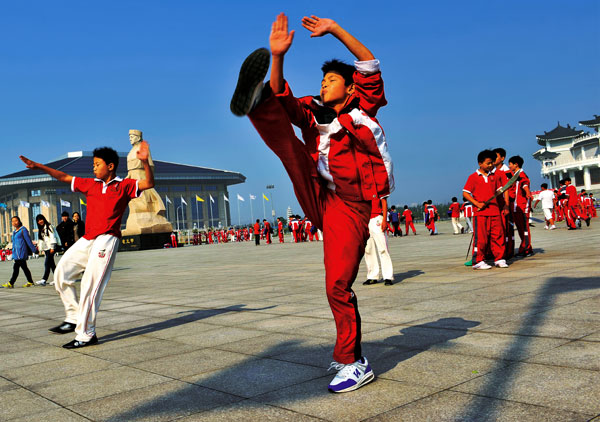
[31,190,41,197]
[205,185,217,191]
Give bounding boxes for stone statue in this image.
[122,129,173,236]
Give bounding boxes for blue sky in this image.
[1,0,598,222]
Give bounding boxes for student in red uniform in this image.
[563,178,580,230]
[492,148,513,258]
[461,200,474,233]
[263,219,272,244]
[507,156,533,257]
[304,217,314,241]
[230,13,393,392]
[449,197,464,234]
[462,150,509,269]
[402,205,416,235]
[253,219,261,245]
[20,144,154,348]
[589,193,597,217]
[290,216,300,243]
[277,217,285,243]
[423,202,436,235]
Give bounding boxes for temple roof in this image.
[532,149,560,160]
[579,114,600,128]
[0,151,246,185]
[536,122,584,145]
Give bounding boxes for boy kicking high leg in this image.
[231,13,394,393]
[20,144,154,348]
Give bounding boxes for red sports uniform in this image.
[508,170,532,255]
[248,59,393,364]
[463,170,505,263]
[402,209,416,235]
[277,221,284,243]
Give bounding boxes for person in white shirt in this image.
[533,183,556,230]
[35,214,58,285]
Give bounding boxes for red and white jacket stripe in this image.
[276,59,394,202]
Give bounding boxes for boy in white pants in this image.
[20,143,154,348]
[363,198,394,286]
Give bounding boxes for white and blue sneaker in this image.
[328,357,375,393]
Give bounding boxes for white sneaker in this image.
[494,259,509,268]
[35,279,47,286]
[328,357,375,393]
[473,261,492,270]
[544,225,549,230]
[49,281,55,286]
[549,225,556,230]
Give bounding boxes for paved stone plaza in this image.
[0,220,598,421]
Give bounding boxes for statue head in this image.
[129,129,143,146]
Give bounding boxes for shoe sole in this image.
[329,371,375,393]
[230,48,270,116]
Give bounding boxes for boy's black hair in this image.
[477,149,496,163]
[541,183,548,189]
[61,211,69,217]
[492,147,506,158]
[508,155,524,168]
[322,59,355,86]
[427,199,432,204]
[452,197,457,202]
[93,147,119,170]
[390,205,396,210]
[404,205,408,209]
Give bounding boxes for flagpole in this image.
[196,198,199,230]
[237,196,241,226]
[210,199,213,228]
[224,197,228,228]
[262,194,266,220]
[250,196,254,223]
[165,196,169,221]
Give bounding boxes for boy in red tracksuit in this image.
[230,13,393,393]
[263,219,272,244]
[449,197,464,234]
[423,202,436,235]
[402,205,416,235]
[304,217,314,241]
[563,178,580,230]
[463,150,509,269]
[290,216,300,242]
[507,156,533,257]
[277,217,285,243]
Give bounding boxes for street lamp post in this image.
[266,184,276,225]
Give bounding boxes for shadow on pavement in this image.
[393,269,425,283]
[101,305,276,343]
[457,276,600,420]
[107,317,480,421]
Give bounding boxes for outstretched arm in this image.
[136,141,155,191]
[301,16,374,61]
[20,156,72,184]
[270,13,295,94]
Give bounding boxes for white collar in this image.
[94,176,123,186]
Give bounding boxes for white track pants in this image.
[54,235,119,341]
[364,215,394,280]
[451,217,464,234]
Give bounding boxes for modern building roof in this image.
[579,114,600,129]
[0,151,246,188]
[536,122,584,145]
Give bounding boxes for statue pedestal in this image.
[119,233,172,252]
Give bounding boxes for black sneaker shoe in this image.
[586,218,590,226]
[384,280,393,286]
[63,335,98,349]
[230,48,270,116]
[363,279,377,285]
[49,322,76,334]
[461,227,465,234]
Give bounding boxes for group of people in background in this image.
[1,211,85,288]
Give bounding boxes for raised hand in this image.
[19,155,37,169]
[270,12,295,56]
[136,140,150,161]
[301,15,336,37]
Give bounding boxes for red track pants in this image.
[512,209,532,254]
[472,215,505,263]
[405,220,416,234]
[249,92,370,364]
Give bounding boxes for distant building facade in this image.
[0,151,245,244]
[532,115,600,190]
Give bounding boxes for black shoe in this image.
[363,279,377,285]
[384,280,393,286]
[586,218,590,226]
[568,227,577,230]
[230,48,270,116]
[461,227,465,234]
[63,335,98,349]
[49,322,76,334]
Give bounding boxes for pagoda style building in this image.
[533,115,600,191]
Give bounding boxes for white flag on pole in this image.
[223,194,229,202]
[210,194,215,203]
[237,194,245,201]
[60,199,71,207]
[249,194,256,200]
[165,195,172,204]
[19,200,30,208]
[181,196,188,206]
[41,200,51,208]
